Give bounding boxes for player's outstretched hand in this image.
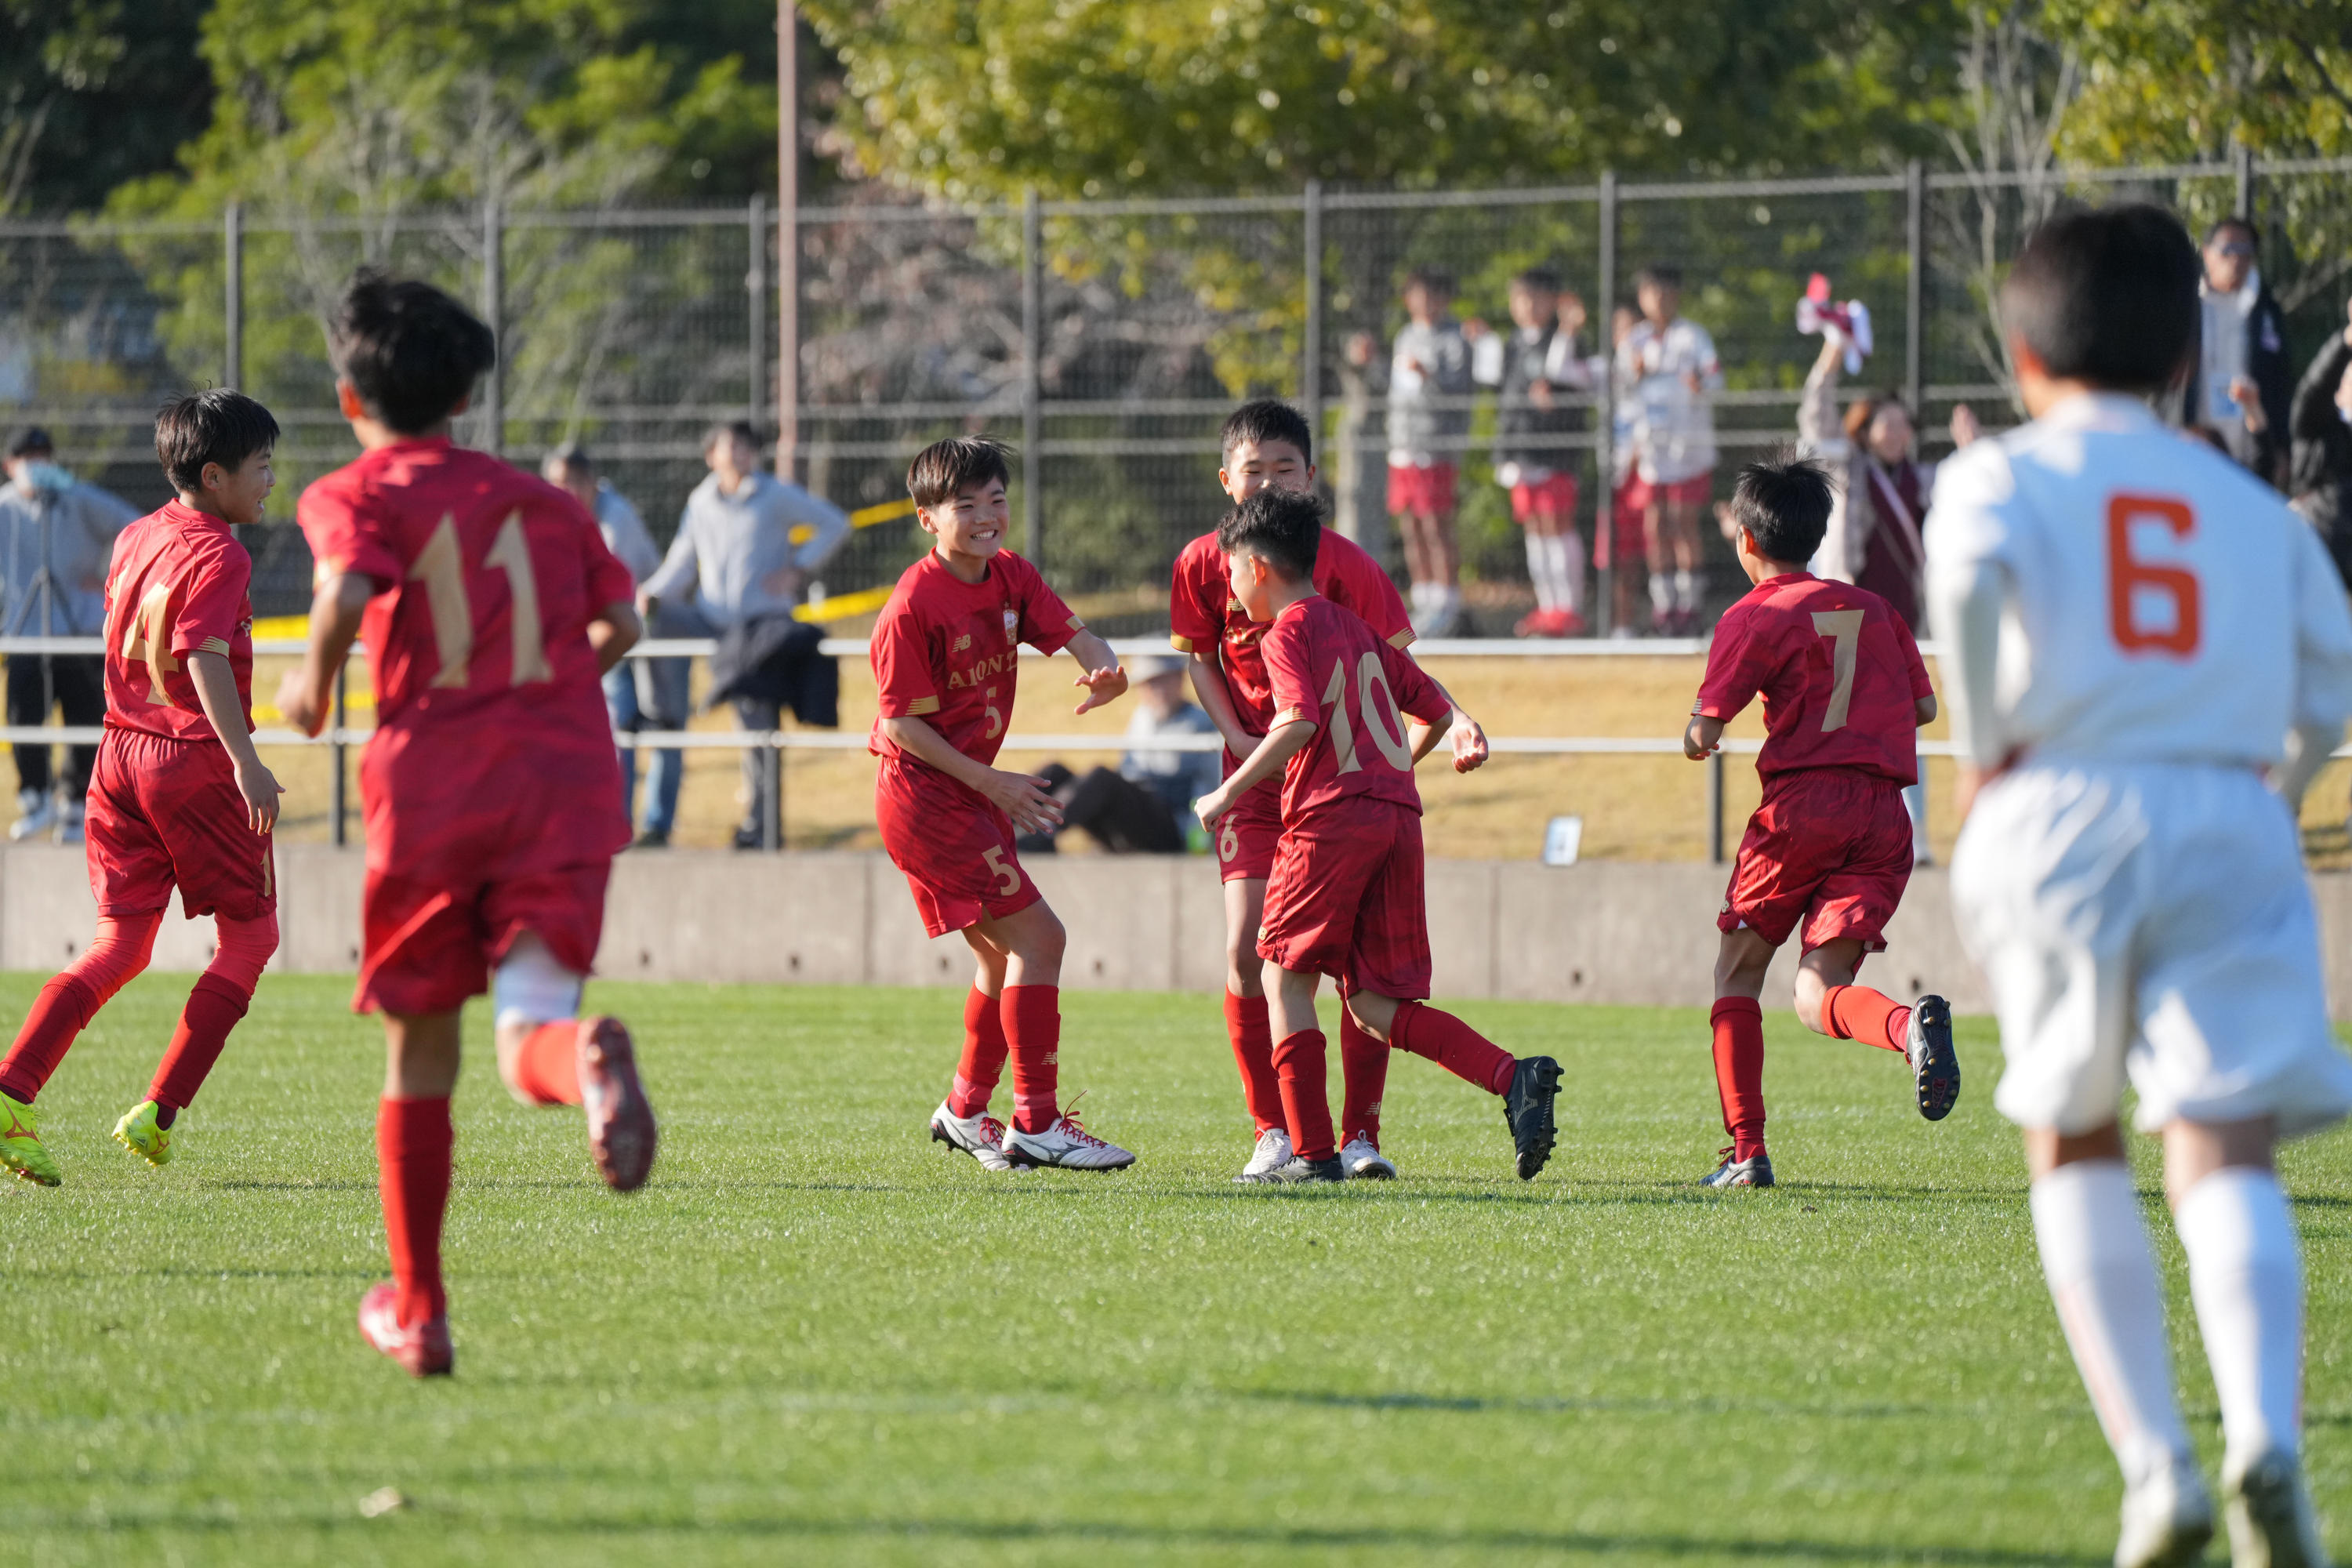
[276,672,326,738]
[1449,713,1490,774]
[981,768,1065,838]
[236,759,284,835]
[1073,663,1128,715]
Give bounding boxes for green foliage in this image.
[2049,0,2352,164]
[0,0,212,216]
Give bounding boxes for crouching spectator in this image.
[1019,655,1218,855]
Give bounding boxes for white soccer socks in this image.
[1672,568,1699,614]
[2031,1161,2195,1482]
[2176,1166,2305,1471]
[1524,535,1559,613]
[1522,532,1584,619]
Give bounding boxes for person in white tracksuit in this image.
[1928,203,2352,1568]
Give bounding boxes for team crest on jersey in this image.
[1003,608,1019,644]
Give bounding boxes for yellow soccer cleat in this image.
[113,1101,172,1168]
[0,1089,60,1185]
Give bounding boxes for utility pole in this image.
[776,0,798,481]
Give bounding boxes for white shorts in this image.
[1951,760,2352,1138]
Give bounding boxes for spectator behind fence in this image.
[1617,264,1722,636]
[1017,655,1219,855]
[2187,217,2290,486]
[2289,296,2352,590]
[638,420,849,848]
[2,426,137,844]
[1467,268,1595,637]
[1597,304,1650,637]
[542,445,672,844]
[1346,267,1473,638]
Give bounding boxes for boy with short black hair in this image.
[0,389,284,1185]
[1196,488,1559,1184]
[1619,263,1722,633]
[1682,451,1954,1191]
[1356,269,1473,637]
[281,269,656,1378]
[887,436,1138,1174]
[1468,267,1594,636]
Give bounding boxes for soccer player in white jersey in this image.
[1927,204,2352,1568]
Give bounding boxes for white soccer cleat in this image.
[8,790,53,844]
[1002,1110,1135,1171]
[1340,1134,1397,1181]
[2223,1449,2330,1568]
[2115,1447,2215,1568]
[1238,1126,1292,1181]
[929,1101,1011,1172]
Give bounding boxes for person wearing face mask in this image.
[0,426,140,844]
[2185,217,2291,488]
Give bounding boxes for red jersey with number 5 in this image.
[868,548,1083,774]
[101,501,254,743]
[1259,594,1451,822]
[1694,572,1929,783]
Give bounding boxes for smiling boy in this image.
[883,437,1138,1172]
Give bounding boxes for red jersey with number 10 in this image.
[101,501,254,742]
[869,548,1084,774]
[1260,595,1451,822]
[1693,571,1930,783]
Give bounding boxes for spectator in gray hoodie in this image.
[1,426,136,843]
[639,421,850,848]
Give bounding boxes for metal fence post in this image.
[331,666,347,848]
[2235,141,2257,223]
[1022,187,1044,575]
[1301,179,1323,440]
[1904,158,1926,421]
[1708,749,1726,865]
[223,201,243,390]
[481,198,505,457]
[763,742,782,852]
[748,194,768,426]
[1594,170,1617,638]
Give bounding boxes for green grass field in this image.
[5,976,2350,1566]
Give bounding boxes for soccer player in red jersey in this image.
[278,272,655,1377]
[1171,399,1490,1181]
[0,391,285,1187]
[1196,489,1561,1183]
[886,437,1138,1172]
[1682,452,1958,1189]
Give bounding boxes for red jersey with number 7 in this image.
[1693,571,1930,783]
[1259,594,1452,822]
[868,548,1084,775]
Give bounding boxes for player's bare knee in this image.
[1345,990,1399,1044]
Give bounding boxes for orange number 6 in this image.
[2107,493,2200,656]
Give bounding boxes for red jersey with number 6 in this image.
[1259,594,1451,822]
[868,548,1084,775]
[297,437,635,882]
[102,501,255,742]
[1694,571,1930,783]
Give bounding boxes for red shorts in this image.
[359,861,609,1017]
[1508,473,1580,527]
[1719,769,1913,953]
[1213,777,1282,884]
[1387,462,1458,517]
[1632,472,1715,510]
[877,757,1043,938]
[1258,797,1432,1000]
[85,728,275,921]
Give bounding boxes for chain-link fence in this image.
[5,155,2350,628]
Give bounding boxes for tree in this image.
[0,0,212,217]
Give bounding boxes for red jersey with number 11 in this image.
[1694,571,1929,783]
[1260,595,1451,822]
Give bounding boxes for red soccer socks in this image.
[1823,985,1911,1054]
[378,1096,453,1330]
[147,974,252,1114]
[1391,1000,1515,1097]
[1223,989,1284,1134]
[0,911,161,1104]
[950,986,1010,1120]
[1272,1029,1337,1163]
[505,1021,585,1106]
[1338,1008,1388,1145]
[1711,996,1766,1161]
[1002,984,1061,1134]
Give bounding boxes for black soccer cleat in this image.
[1236,1155,1345,1185]
[1905,995,1960,1122]
[1503,1054,1563,1180]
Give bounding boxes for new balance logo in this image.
[953,633,972,652]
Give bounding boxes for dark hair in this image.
[6,426,53,460]
[329,269,495,434]
[1512,267,1563,294]
[155,390,280,493]
[2002,204,2198,393]
[1218,486,1322,580]
[1636,263,1682,290]
[907,435,1012,508]
[546,441,595,478]
[1404,267,1455,296]
[1842,389,1911,445]
[1730,449,1832,565]
[2203,216,2259,249]
[702,419,759,456]
[1220,398,1313,465]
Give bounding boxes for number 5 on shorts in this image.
[982,844,1022,897]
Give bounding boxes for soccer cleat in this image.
[2115,1448,2216,1568]
[1237,1125,1293,1181]
[2223,1449,2329,1568]
[1700,1147,1775,1189]
[112,1101,172,1167]
[578,1015,657,1192]
[0,1090,60,1185]
[1503,1054,1563,1180]
[357,1283,454,1378]
[1236,1154,1345,1185]
[930,1101,1012,1171]
[1906,994,1961,1122]
[1340,1134,1397,1181]
[1003,1106,1135,1171]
